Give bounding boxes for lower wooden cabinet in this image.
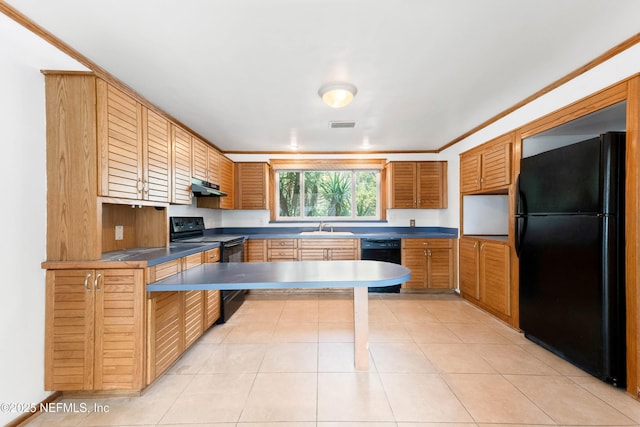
[459,237,511,320]
[246,239,267,262]
[146,290,183,384]
[147,249,221,384]
[247,238,359,261]
[181,254,204,350]
[45,268,145,392]
[401,239,456,289]
[297,238,359,260]
[267,239,298,261]
[204,248,221,328]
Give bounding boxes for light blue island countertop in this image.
[146,260,411,291]
[147,260,411,370]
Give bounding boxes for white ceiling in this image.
[6,0,640,153]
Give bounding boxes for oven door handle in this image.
[224,241,245,248]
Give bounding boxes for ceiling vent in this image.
[329,121,356,129]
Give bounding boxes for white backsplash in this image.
[219,208,443,228]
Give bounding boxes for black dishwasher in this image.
[361,238,402,293]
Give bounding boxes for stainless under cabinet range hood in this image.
[191,177,228,197]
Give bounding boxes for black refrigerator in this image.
[516,131,626,387]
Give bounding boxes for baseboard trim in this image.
[6,391,61,427]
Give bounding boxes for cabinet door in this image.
[182,254,204,349]
[246,239,267,262]
[459,239,480,299]
[171,125,193,205]
[183,290,204,349]
[93,269,144,391]
[147,291,183,383]
[207,147,221,185]
[328,248,358,260]
[219,155,235,209]
[460,153,482,193]
[389,162,417,208]
[204,248,221,328]
[417,161,447,209]
[143,108,171,202]
[45,269,95,391]
[97,81,144,200]
[481,141,512,190]
[401,248,427,289]
[236,162,269,209]
[192,137,209,182]
[426,247,453,289]
[480,241,511,316]
[205,290,221,328]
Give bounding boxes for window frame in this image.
[269,159,387,222]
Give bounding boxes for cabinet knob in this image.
[94,273,102,291]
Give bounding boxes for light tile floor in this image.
[24,292,640,427]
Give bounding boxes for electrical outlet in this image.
[410,219,415,227]
[115,225,124,241]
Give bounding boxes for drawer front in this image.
[205,248,220,263]
[149,259,181,283]
[268,248,297,260]
[267,239,297,249]
[298,238,357,249]
[183,253,203,270]
[402,238,453,249]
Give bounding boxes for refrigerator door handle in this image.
[515,216,525,258]
[515,173,526,216]
[514,174,525,257]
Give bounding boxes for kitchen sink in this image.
[299,231,354,236]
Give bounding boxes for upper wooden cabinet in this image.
[460,135,512,194]
[96,81,144,200]
[96,82,172,203]
[192,137,221,185]
[387,161,447,209]
[235,162,270,209]
[219,155,235,209]
[143,109,172,203]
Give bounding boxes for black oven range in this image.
[170,216,246,323]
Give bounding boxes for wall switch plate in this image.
[115,225,124,241]
[410,219,415,227]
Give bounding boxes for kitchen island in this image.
[148,260,411,370]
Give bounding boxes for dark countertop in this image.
[206,226,458,240]
[100,242,221,267]
[42,227,458,269]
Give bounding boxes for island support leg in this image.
[353,286,369,370]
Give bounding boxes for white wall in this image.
[438,42,640,230]
[0,14,88,425]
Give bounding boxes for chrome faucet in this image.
[318,220,324,231]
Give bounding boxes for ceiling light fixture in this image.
[318,82,357,108]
